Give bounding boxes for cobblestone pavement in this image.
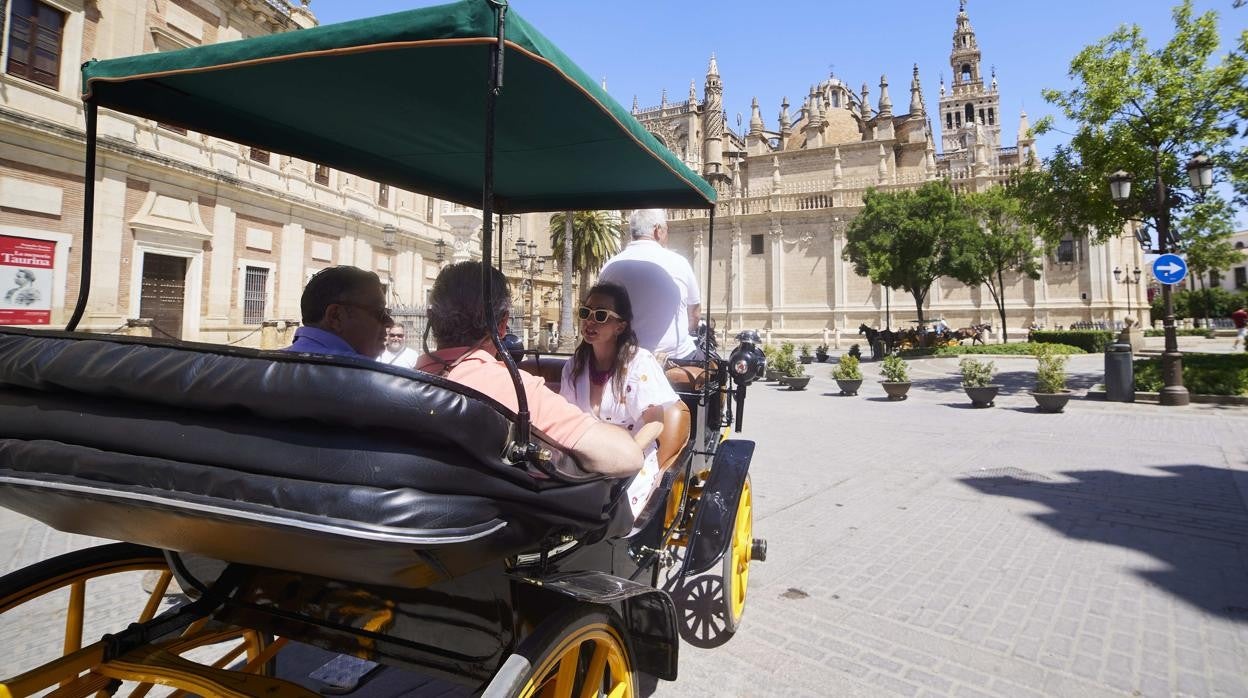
[3,353,1248,697]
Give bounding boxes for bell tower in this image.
[938,1,1000,160]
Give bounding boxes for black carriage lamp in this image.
[1113,265,1144,317]
[434,237,447,263]
[382,223,398,249]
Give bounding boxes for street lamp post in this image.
[1112,265,1142,318]
[1107,152,1214,407]
[512,237,546,346]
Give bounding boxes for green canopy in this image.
[81,0,715,213]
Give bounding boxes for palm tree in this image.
[549,211,620,341]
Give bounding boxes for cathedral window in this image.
[314,165,330,186]
[249,148,271,165]
[978,109,985,125]
[988,108,995,125]
[961,64,971,82]
[750,234,764,255]
[955,112,961,127]
[964,104,973,124]
[6,0,65,90]
[378,183,389,208]
[946,113,952,130]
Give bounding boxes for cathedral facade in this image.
[634,2,1145,341]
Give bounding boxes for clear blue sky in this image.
[311,0,1244,220]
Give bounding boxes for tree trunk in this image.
[995,267,1009,343]
[912,291,926,327]
[559,211,575,351]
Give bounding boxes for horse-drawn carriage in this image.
[0,2,766,695]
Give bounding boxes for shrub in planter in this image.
[799,344,813,364]
[1032,344,1071,412]
[959,357,1000,407]
[848,343,862,360]
[775,344,809,390]
[815,344,829,362]
[831,354,863,396]
[880,354,911,400]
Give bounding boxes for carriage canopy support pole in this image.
[702,208,715,410]
[480,1,532,458]
[65,99,98,332]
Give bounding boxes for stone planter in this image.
[799,356,813,364]
[881,381,911,401]
[765,368,782,382]
[963,384,1001,408]
[834,378,863,396]
[1031,390,1072,413]
[780,375,811,391]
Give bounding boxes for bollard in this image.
[260,320,280,349]
[125,318,153,337]
[1104,342,1134,403]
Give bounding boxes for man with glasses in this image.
[286,266,390,359]
[378,324,420,369]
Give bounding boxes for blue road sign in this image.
[1152,254,1188,285]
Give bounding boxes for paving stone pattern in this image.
[3,354,1248,697]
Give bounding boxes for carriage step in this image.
[751,539,768,562]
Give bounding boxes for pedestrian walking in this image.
[1232,305,1247,351]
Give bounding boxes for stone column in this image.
[277,222,306,319]
[261,320,281,349]
[206,200,237,322]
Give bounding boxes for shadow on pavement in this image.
[960,464,1248,619]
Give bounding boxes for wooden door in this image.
[139,254,187,340]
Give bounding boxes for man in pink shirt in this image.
[417,262,642,477]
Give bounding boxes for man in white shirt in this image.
[598,209,702,360]
[377,323,420,369]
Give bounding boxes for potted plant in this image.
[847,343,862,360]
[1031,345,1072,413]
[774,344,810,390]
[799,344,813,364]
[831,354,863,395]
[879,354,911,400]
[814,344,829,363]
[959,357,1001,407]
[762,344,781,381]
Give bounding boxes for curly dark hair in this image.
[571,282,639,397]
[427,261,512,348]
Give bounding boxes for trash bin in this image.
[1104,342,1134,402]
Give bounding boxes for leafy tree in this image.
[549,210,620,327]
[947,187,1044,343]
[1175,197,1242,323]
[842,182,976,326]
[1018,0,1247,245]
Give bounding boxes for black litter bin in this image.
[1104,342,1134,402]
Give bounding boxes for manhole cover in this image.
[962,467,1053,482]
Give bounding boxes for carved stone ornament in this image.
[643,119,682,153]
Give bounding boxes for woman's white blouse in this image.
[560,348,678,518]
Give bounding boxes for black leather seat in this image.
[0,329,629,587]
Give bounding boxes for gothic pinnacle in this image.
[910,64,924,114]
[860,82,872,120]
[749,97,764,134]
[707,53,719,77]
[878,74,893,118]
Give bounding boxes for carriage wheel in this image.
[720,475,753,634]
[0,542,284,697]
[514,607,635,698]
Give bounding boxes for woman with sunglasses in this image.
[560,283,678,519]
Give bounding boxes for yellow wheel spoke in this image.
[551,648,579,697]
[577,641,608,698]
[138,572,172,623]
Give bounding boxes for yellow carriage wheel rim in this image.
[517,623,633,698]
[727,477,753,625]
[664,473,686,530]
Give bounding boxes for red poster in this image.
[0,235,56,325]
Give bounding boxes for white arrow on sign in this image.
[1156,262,1184,275]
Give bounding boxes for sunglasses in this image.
[578,306,622,323]
[338,301,393,325]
